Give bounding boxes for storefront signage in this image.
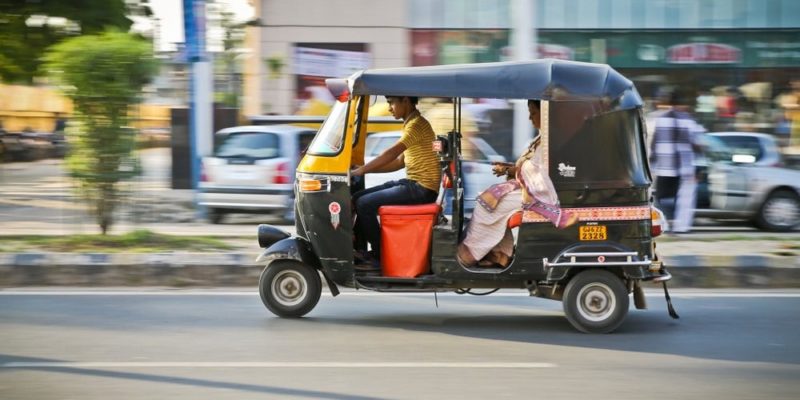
[666,43,741,64]
[411,29,800,68]
[293,46,371,78]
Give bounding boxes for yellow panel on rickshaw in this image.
[296,97,359,174]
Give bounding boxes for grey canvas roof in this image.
[330,59,642,110]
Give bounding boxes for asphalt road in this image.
[1,289,799,399]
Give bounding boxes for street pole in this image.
[183,0,213,217]
[511,0,537,158]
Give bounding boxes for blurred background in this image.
[3,4,799,398]
[1,0,799,234]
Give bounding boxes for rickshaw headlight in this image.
[299,179,322,192]
[298,177,330,192]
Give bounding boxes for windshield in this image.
[701,135,733,163]
[215,132,280,159]
[307,100,348,156]
[713,135,764,162]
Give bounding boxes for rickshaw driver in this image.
[350,96,441,268]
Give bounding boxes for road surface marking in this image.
[1,361,555,369]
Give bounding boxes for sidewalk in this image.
[1,227,798,288]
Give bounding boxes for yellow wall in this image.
[0,84,172,132]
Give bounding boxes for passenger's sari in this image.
[459,138,576,266]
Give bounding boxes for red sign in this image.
[537,44,574,60]
[667,43,741,64]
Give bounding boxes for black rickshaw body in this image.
[256,59,676,333]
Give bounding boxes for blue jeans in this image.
[353,179,438,258]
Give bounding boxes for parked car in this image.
[708,132,783,166]
[694,132,800,231]
[0,130,57,162]
[364,131,506,212]
[199,125,316,223]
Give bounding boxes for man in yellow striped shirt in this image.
[351,96,441,266]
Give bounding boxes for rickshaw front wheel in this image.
[259,261,322,318]
[562,270,629,334]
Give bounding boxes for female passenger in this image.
[456,100,578,268]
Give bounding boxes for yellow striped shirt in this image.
[399,111,441,192]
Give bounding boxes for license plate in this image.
[230,169,255,180]
[579,225,607,241]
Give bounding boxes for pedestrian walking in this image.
[650,91,704,233]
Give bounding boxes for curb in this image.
[664,254,800,288]
[0,253,262,287]
[0,253,798,288]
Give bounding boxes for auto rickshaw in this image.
[255,59,678,333]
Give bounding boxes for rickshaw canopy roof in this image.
[332,59,642,110]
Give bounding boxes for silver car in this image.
[696,132,800,231]
[199,125,316,223]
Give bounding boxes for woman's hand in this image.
[491,162,514,177]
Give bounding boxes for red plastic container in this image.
[378,204,441,278]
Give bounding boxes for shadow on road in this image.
[300,296,799,366]
[0,354,385,400]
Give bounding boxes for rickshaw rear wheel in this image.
[562,269,629,334]
[259,260,322,318]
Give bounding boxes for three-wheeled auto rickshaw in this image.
[255,59,677,333]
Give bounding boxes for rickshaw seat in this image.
[507,211,523,229]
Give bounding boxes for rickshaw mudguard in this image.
[256,236,340,296]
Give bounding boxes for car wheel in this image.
[259,260,321,318]
[562,270,629,334]
[207,208,224,224]
[755,190,800,232]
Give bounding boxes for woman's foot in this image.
[456,244,478,268]
[484,249,511,267]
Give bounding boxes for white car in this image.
[708,132,783,166]
[695,132,800,231]
[199,125,316,223]
[364,131,506,212]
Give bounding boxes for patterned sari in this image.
[460,139,576,265]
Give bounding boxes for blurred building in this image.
[243,0,406,116]
[244,0,800,119]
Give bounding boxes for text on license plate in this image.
[579,225,607,241]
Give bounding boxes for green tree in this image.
[44,30,158,234]
[213,3,247,108]
[0,0,146,83]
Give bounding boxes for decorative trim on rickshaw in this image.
[521,205,651,223]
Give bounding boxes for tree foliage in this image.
[44,30,158,234]
[0,0,137,83]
